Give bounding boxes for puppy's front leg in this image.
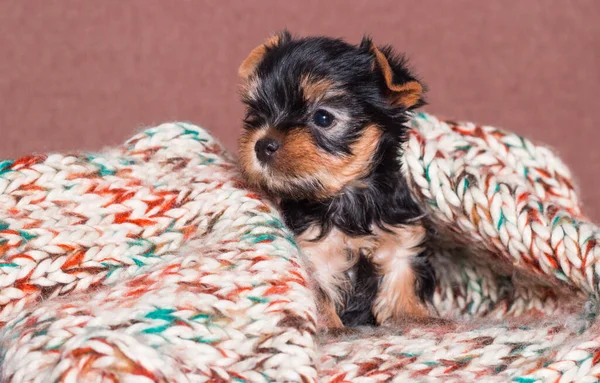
[297,227,354,329]
[371,225,432,324]
[315,288,344,329]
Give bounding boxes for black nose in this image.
[255,137,280,164]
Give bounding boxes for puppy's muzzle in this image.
[255,137,280,164]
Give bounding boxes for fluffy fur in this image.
[237,31,435,328]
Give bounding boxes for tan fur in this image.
[283,124,382,198]
[238,34,281,81]
[238,124,383,200]
[238,128,263,186]
[317,297,344,329]
[276,129,325,175]
[370,225,429,323]
[319,125,382,197]
[300,75,336,103]
[297,223,428,328]
[296,227,355,307]
[371,46,422,108]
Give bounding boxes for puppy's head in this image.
[238,31,425,200]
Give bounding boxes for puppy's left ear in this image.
[360,36,425,109]
[239,30,292,81]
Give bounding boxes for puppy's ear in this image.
[360,36,425,109]
[238,30,292,81]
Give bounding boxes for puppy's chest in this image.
[295,223,424,276]
[297,226,379,268]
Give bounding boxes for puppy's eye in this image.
[313,109,335,128]
[244,110,262,128]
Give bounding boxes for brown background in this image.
[0,0,598,220]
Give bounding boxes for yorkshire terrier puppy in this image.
[237,31,435,328]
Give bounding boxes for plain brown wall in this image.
[0,0,598,220]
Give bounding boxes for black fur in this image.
[340,254,379,326]
[241,31,435,326]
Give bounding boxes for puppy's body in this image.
[237,31,436,328]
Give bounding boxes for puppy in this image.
[237,31,435,328]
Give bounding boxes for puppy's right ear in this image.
[238,30,291,81]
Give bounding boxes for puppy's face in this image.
[238,31,424,200]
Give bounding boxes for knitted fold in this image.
[0,115,598,382]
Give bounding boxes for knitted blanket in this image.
[0,113,598,383]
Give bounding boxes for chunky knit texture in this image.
[0,113,598,382]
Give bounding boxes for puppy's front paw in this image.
[373,292,429,325]
[316,297,345,330]
[322,326,361,338]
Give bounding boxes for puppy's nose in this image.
[255,137,280,164]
